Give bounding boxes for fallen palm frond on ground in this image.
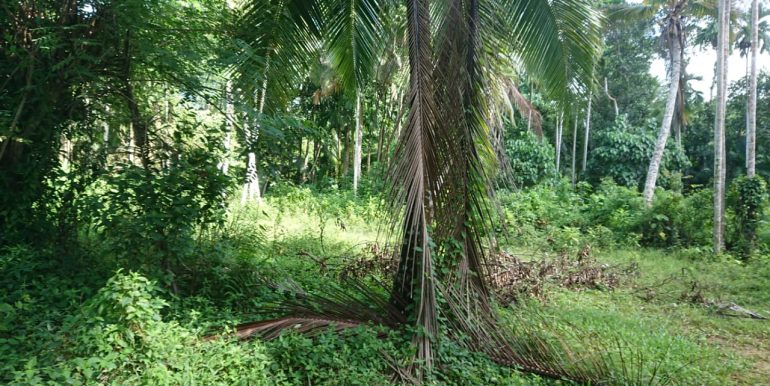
[338,243,635,304]
[204,249,695,385]
[634,271,769,320]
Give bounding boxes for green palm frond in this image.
[234,0,321,112]
[687,0,719,19]
[493,0,604,102]
[607,4,659,23]
[323,0,389,91]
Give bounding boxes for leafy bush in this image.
[85,142,230,277]
[504,130,558,188]
[9,271,278,385]
[588,116,689,189]
[729,176,769,257]
[499,179,716,251]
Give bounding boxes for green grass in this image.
[244,194,770,385]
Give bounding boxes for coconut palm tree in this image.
[737,3,770,177]
[614,0,717,207]
[229,0,646,381]
[714,0,731,252]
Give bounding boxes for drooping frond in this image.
[388,0,440,372]
[323,0,388,90]
[208,277,407,341]
[491,0,604,102]
[505,79,543,138]
[234,0,322,112]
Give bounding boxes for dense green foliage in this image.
[504,130,558,188]
[587,116,689,188]
[2,0,770,384]
[4,185,769,384]
[730,176,769,257]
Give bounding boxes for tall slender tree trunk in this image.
[642,34,682,207]
[376,87,388,164]
[745,55,750,168]
[220,80,233,175]
[384,92,406,169]
[571,113,578,188]
[103,106,110,144]
[747,0,759,177]
[555,111,563,171]
[714,0,731,252]
[353,89,363,194]
[582,91,592,172]
[221,0,236,176]
[126,123,134,164]
[242,55,269,205]
[341,127,351,177]
[605,77,618,117]
[527,108,532,134]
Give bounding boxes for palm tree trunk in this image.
[353,89,363,194]
[745,54,750,168]
[747,0,759,178]
[642,34,682,207]
[571,113,578,188]
[555,111,563,171]
[242,55,269,204]
[582,91,592,172]
[220,80,233,175]
[714,0,731,252]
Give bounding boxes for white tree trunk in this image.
[241,151,261,203]
[605,77,619,117]
[128,122,135,164]
[571,113,578,188]
[714,0,731,253]
[582,91,592,172]
[220,80,234,175]
[556,111,563,171]
[745,55,750,168]
[103,106,110,143]
[527,108,532,134]
[642,35,682,207]
[747,0,759,178]
[353,89,363,195]
[242,55,270,204]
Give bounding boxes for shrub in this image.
[729,176,769,257]
[587,116,689,189]
[9,271,278,385]
[504,131,558,188]
[86,146,230,278]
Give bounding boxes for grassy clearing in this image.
[247,194,770,385]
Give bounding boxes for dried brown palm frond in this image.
[386,0,441,372]
[505,79,543,138]
[207,276,407,341]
